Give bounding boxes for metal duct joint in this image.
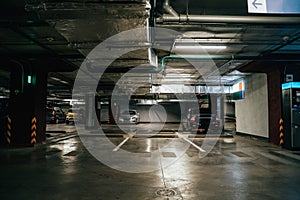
[163,0,178,17]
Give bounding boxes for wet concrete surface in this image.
[0,123,300,199]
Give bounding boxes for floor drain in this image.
[155,188,177,197]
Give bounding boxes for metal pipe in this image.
[150,54,300,73]
[157,14,300,24]
[150,55,234,73]
[163,0,178,17]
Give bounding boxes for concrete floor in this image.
[1,123,300,200]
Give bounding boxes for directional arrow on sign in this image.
[31,131,36,137]
[31,138,36,144]
[252,0,263,9]
[31,117,37,123]
[31,124,36,130]
[279,118,283,124]
[280,132,284,138]
[279,125,284,131]
[279,139,284,145]
[247,0,266,13]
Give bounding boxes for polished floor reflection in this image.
[0,123,300,200]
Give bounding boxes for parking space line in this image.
[176,132,206,153]
[113,136,131,152]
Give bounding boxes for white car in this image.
[119,110,140,124]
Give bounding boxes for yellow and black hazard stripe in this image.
[5,116,12,144]
[279,118,284,146]
[31,117,37,144]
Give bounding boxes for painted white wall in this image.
[235,73,269,138]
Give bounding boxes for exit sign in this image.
[247,0,300,14]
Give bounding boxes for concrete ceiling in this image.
[0,0,300,99]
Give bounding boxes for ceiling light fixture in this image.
[50,77,61,81]
[175,45,227,50]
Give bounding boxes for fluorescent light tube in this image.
[175,45,227,50]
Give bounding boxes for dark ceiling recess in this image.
[0,0,299,99]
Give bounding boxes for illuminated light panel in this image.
[232,79,245,100]
[282,82,300,90]
[174,45,227,50]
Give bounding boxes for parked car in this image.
[65,108,83,124]
[118,110,140,124]
[186,107,221,134]
[46,107,66,124]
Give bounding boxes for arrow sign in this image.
[252,0,262,8]
[31,124,37,130]
[247,0,267,13]
[279,125,284,131]
[31,117,37,123]
[31,138,36,144]
[31,131,36,137]
[279,118,283,124]
[279,139,284,145]
[280,132,284,138]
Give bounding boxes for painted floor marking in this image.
[113,136,131,152]
[176,132,206,153]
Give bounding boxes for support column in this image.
[108,100,119,124]
[267,69,283,145]
[85,93,97,129]
[7,61,47,146]
[108,100,116,124]
[95,96,101,124]
[239,61,283,145]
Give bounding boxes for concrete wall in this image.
[224,102,235,117]
[235,73,269,138]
